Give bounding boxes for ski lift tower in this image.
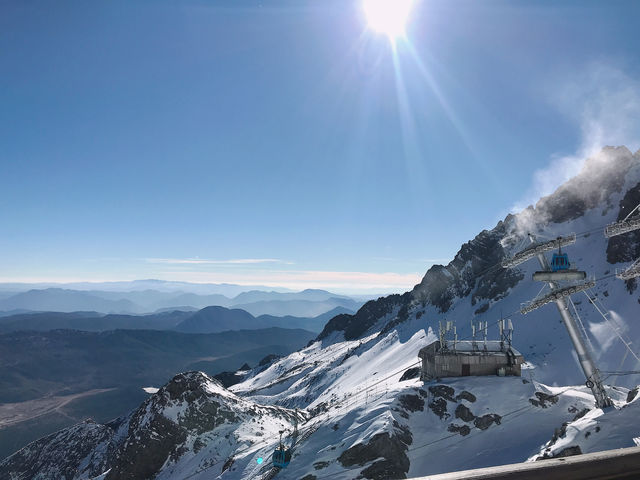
[502,234,612,408]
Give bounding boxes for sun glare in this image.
[363,0,414,40]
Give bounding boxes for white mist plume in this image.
[514,63,640,215]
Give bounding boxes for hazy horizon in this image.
[2,0,639,293]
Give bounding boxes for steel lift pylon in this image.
[507,234,612,408]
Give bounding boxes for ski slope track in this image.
[2,146,640,479]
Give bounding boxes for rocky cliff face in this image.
[319,146,640,342]
[0,418,124,479]
[0,372,302,480]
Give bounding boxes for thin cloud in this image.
[146,258,288,265]
[372,256,451,263]
[154,269,421,293]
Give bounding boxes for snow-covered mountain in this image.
[2,146,640,479]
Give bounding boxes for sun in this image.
[363,0,414,40]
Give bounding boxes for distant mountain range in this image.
[0,305,352,334]
[0,279,292,296]
[0,286,366,317]
[174,305,352,334]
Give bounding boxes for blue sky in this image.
[1,0,640,293]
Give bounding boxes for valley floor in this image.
[0,388,116,429]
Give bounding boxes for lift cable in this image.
[185,221,634,478]
[313,384,582,480]
[583,290,640,365]
[181,307,529,479]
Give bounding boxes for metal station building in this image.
[419,320,524,380]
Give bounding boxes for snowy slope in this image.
[3,146,640,479]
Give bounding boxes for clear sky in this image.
[1,0,640,293]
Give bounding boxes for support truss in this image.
[604,203,640,238]
[521,280,596,315]
[605,217,640,238]
[617,258,640,281]
[502,234,576,269]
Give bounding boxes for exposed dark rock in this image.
[338,430,411,480]
[239,363,251,370]
[455,391,477,403]
[106,413,187,479]
[413,223,522,312]
[529,391,559,408]
[550,422,569,445]
[474,303,490,315]
[399,367,420,382]
[538,445,583,460]
[392,421,413,446]
[555,446,583,457]
[537,147,633,225]
[429,385,456,402]
[428,398,449,419]
[101,372,294,479]
[213,370,245,388]
[259,354,282,367]
[454,404,476,423]
[222,456,234,473]
[572,408,590,421]
[0,420,120,480]
[314,461,330,470]
[301,475,317,480]
[473,414,502,430]
[318,294,408,341]
[193,437,206,454]
[447,423,471,436]
[627,387,639,403]
[607,181,640,265]
[394,408,409,419]
[398,394,425,413]
[360,459,407,480]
